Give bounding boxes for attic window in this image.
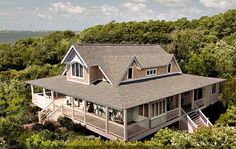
[168,63,172,73]
[72,63,83,78]
[127,68,133,80]
[146,69,157,76]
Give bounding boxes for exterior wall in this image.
[171,59,180,73]
[90,66,104,83]
[67,64,89,84]
[158,66,168,75]
[194,83,220,108]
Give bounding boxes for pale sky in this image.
[0,0,236,31]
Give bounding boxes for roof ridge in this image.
[74,43,161,46]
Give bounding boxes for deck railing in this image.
[32,93,52,109]
[194,98,204,107]
[127,116,149,139]
[60,104,124,139]
[166,108,180,121]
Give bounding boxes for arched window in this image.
[72,63,83,78]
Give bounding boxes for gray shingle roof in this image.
[26,74,225,110]
[67,44,174,85]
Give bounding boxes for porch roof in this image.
[26,74,225,110]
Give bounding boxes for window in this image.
[72,63,83,78]
[212,84,216,94]
[150,100,166,117]
[127,68,133,79]
[139,105,143,116]
[138,104,149,117]
[168,63,172,73]
[194,88,203,101]
[146,69,157,76]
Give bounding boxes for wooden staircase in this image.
[188,111,206,128]
[38,102,63,124]
[181,105,212,133]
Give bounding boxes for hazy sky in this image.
[0,0,236,31]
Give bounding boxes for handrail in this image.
[199,109,213,126]
[39,101,53,121]
[45,104,63,121]
[194,103,212,126]
[181,108,197,129]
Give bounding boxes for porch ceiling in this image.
[26,74,225,110]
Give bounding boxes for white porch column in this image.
[84,100,87,125]
[105,106,109,133]
[123,109,127,141]
[191,90,195,109]
[71,97,74,120]
[30,85,34,94]
[43,88,46,97]
[178,94,181,116]
[51,91,54,110]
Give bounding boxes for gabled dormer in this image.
[61,46,89,85]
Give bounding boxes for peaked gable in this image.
[61,45,88,67]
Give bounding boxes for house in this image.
[26,44,225,141]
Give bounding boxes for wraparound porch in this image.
[30,83,218,141]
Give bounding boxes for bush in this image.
[216,106,236,126]
[31,123,44,131]
[57,116,83,131]
[43,121,59,131]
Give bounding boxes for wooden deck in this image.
[52,99,124,139]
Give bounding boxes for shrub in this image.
[57,116,83,131]
[216,106,236,126]
[43,121,59,131]
[31,123,44,131]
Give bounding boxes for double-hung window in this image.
[72,63,83,78]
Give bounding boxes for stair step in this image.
[191,115,199,120]
[189,112,197,116]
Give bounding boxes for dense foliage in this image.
[1,10,236,148]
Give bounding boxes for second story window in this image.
[168,63,172,73]
[127,68,133,80]
[146,69,157,76]
[72,63,83,78]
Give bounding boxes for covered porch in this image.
[30,85,151,141]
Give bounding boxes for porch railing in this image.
[166,108,180,121]
[32,93,52,109]
[194,98,204,107]
[127,116,149,139]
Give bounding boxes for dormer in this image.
[121,56,182,83]
[61,46,89,85]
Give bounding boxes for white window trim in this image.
[127,67,133,80]
[71,62,84,79]
[146,68,157,76]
